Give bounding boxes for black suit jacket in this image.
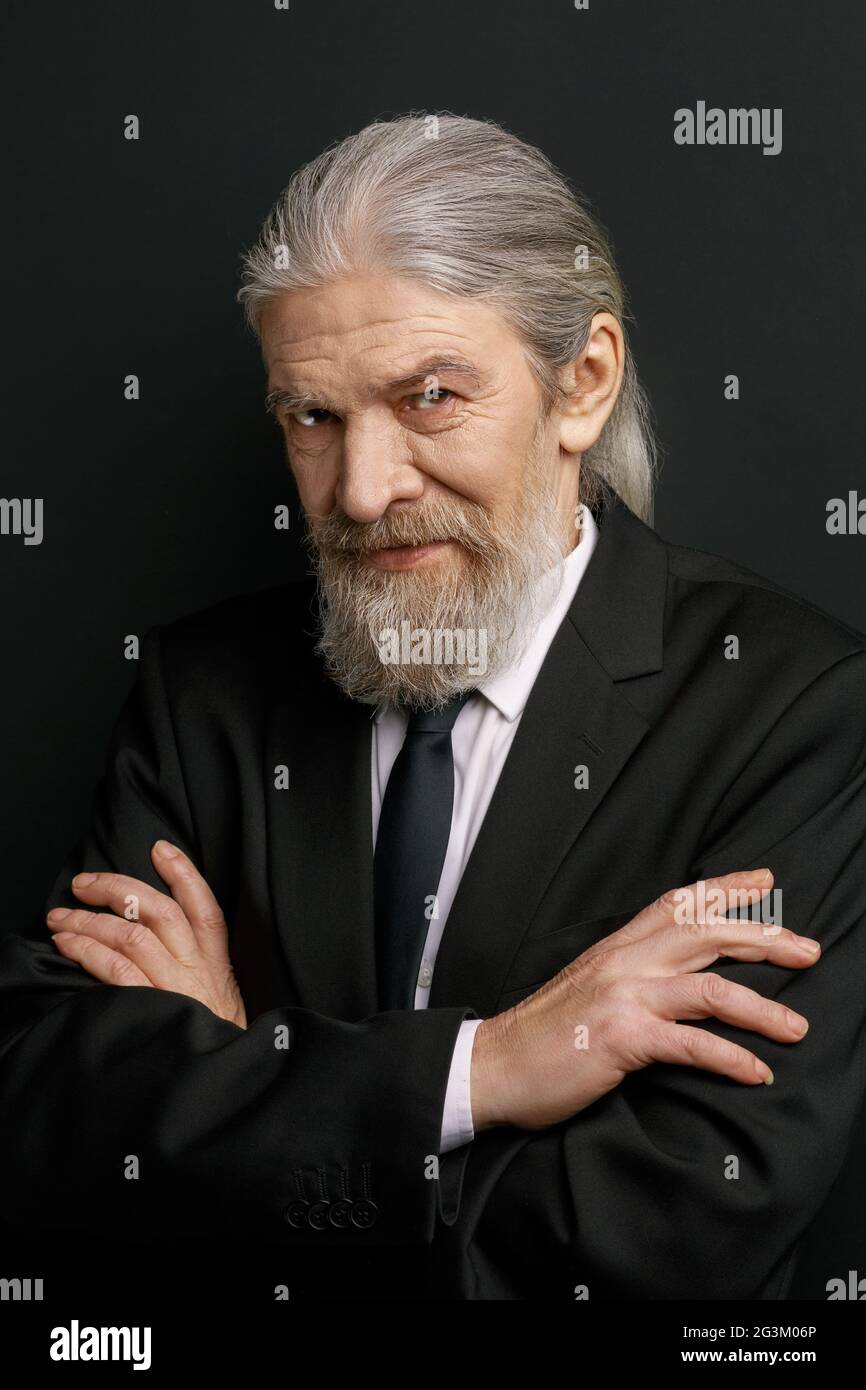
[2,489,866,1301]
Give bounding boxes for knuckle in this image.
[559,957,586,997]
[110,954,138,985]
[702,875,729,898]
[725,1040,750,1070]
[619,1016,661,1067]
[584,946,616,978]
[713,1035,744,1068]
[120,921,150,950]
[593,1007,627,1057]
[606,975,636,1007]
[686,918,714,941]
[154,900,185,930]
[196,907,226,933]
[698,971,728,1004]
[677,1027,704,1059]
[655,887,681,914]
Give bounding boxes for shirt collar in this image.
[371,505,599,725]
[476,506,598,721]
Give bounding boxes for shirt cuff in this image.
[438,1017,484,1153]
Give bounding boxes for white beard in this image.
[304,430,573,711]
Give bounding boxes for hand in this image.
[470,868,820,1133]
[46,840,247,1029]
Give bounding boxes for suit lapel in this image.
[264,636,378,1021]
[425,623,650,1013]
[428,492,669,1014]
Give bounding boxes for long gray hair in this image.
[237,112,658,522]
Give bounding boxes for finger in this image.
[150,840,230,962]
[641,973,809,1044]
[590,870,775,956]
[47,909,178,989]
[641,919,821,976]
[51,931,152,989]
[70,870,195,959]
[639,1019,775,1086]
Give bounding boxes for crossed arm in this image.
[2,628,866,1299]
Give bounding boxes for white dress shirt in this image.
[371,506,599,1152]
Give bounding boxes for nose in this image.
[336,414,425,523]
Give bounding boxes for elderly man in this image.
[1,113,864,1302]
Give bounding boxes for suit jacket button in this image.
[284,1200,309,1229]
[329,1197,353,1229]
[307,1200,331,1230]
[350,1199,379,1229]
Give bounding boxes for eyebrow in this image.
[264,356,483,417]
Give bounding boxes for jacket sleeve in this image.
[0,626,474,1246]
[434,650,866,1299]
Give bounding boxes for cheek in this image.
[411,417,527,508]
[286,447,339,512]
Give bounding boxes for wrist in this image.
[470,1013,514,1132]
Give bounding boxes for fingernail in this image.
[72,873,96,888]
[47,908,71,922]
[787,1011,809,1036]
[154,840,178,858]
[756,1061,774,1084]
[797,938,820,954]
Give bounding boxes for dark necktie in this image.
[374,691,473,1011]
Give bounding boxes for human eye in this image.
[408,385,454,411]
[290,407,335,428]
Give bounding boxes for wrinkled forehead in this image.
[259,274,519,397]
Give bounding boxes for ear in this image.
[557,313,625,455]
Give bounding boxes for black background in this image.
[1,0,865,1304]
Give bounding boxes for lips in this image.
[370,538,445,552]
[364,539,452,571]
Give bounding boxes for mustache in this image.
[305,501,499,558]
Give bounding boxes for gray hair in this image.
[237,112,658,522]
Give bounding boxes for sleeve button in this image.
[329,1197,353,1229]
[350,1199,379,1229]
[284,1200,310,1229]
[307,1200,331,1231]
